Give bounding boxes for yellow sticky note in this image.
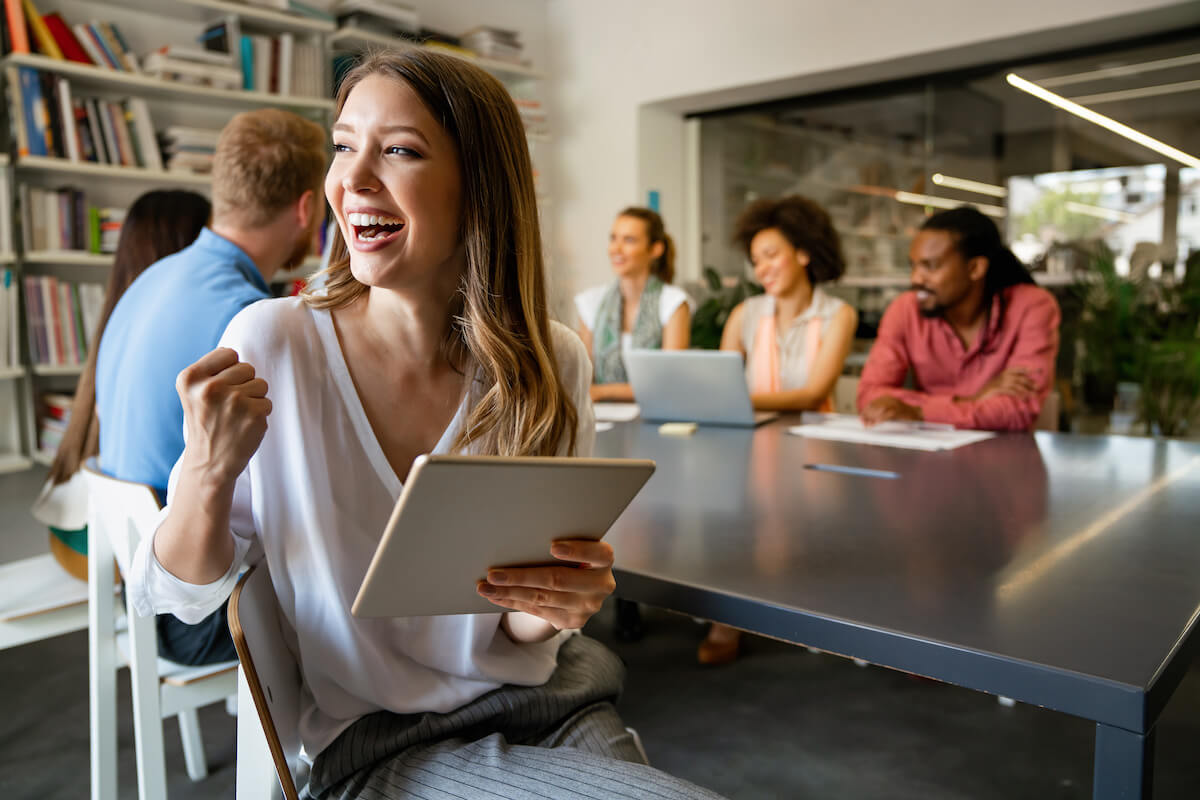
[658,422,698,437]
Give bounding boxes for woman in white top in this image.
[128,50,721,800]
[576,207,692,403]
[702,195,857,665]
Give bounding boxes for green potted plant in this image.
[689,267,763,350]
[1072,244,1200,437]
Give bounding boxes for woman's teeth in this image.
[347,212,402,226]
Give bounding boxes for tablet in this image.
[351,454,656,618]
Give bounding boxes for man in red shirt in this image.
[857,207,1060,432]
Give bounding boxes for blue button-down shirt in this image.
[96,228,270,495]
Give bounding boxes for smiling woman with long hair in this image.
[125,49,723,800]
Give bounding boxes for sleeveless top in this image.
[741,288,847,409]
[591,277,666,384]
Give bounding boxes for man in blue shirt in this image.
[96,108,326,665]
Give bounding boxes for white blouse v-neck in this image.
[127,297,596,759]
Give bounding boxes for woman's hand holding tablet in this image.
[477,538,617,638]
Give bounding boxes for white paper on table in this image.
[592,403,640,422]
[595,422,615,432]
[788,413,996,452]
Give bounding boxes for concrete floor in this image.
[2,466,1198,799]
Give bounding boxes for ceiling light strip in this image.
[1006,73,1200,169]
[1037,52,1200,88]
[894,191,1006,217]
[931,173,1009,198]
[1069,78,1200,105]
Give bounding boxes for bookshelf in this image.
[16,155,214,185]
[329,26,543,82]
[0,1,550,473]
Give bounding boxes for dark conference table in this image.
[594,419,1200,800]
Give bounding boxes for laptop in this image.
[624,349,778,427]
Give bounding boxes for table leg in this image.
[1093,723,1154,800]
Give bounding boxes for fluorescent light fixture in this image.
[1038,53,1200,88]
[1006,73,1200,169]
[1063,201,1137,223]
[1070,78,1200,105]
[894,191,1006,218]
[930,173,1008,198]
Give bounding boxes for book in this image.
[72,22,109,68]
[240,35,254,90]
[154,44,232,66]
[105,101,134,166]
[84,98,109,163]
[55,77,79,162]
[85,22,122,71]
[4,0,29,55]
[277,32,293,95]
[18,66,49,157]
[142,53,242,88]
[6,66,28,157]
[106,23,138,70]
[335,0,419,32]
[95,22,134,72]
[127,98,161,170]
[94,98,120,166]
[71,99,96,162]
[22,0,62,60]
[42,12,91,64]
[37,71,61,156]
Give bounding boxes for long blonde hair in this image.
[305,49,577,456]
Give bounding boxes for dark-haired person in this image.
[857,206,1060,431]
[575,207,692,403]
[31,190,211,582]
[96,109,326,666]
[721,194,857,412]
[698,195,857,666]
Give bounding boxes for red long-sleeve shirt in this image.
[857,284,1061,432]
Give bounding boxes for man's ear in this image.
[967,255,989,283]
[295,188,316,230]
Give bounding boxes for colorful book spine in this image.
[21,0,62,59]
[4,0,29,54]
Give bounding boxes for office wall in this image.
[544,0,1197,307]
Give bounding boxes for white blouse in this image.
[127,297,596,759]
[574,283,693,350]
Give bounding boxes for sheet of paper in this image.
[788,413,996,452]
[595,421,615,433]
[593,403,640,422]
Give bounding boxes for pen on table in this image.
[804,463,901,480]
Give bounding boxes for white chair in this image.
[82,458,239,800]
[228,564,304,800]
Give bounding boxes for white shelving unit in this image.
[16,156,214,186]
[23,252,113,267]
[4,53,334,112]
[1,2,549,474]
[329,26,544,82]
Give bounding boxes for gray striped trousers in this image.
[303,635,725,800]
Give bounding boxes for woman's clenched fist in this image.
[176,347,272,486]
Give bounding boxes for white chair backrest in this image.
[82,457,161,577]
[229,564,303,800]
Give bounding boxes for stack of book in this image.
[334,0,420,36]
[143,45,242,91]
[7,66,163,170]
[459,26,524,64]
[0,0,140,71]
[0,269,21,370]
[38,392,73,458]
[161,126,221,175]
[20,186,125,254]
[22,276,105,368]
[199,16,325,96]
